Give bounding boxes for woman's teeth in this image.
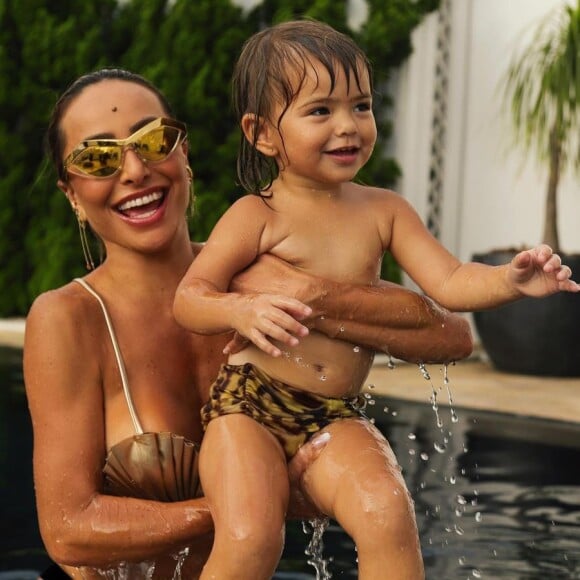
[117,191,163,211]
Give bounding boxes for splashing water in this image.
[79,548,188,579]
[86,561,156,579]
[171,547,190,580]
[303,517,333,579]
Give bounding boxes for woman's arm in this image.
[23,290,213,567]
[230,254,473,363]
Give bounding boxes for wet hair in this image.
[46,68,175,182]
[232,19,373,195]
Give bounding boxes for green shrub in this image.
[0,0,438,315]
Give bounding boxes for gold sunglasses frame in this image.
[63,117,187,178]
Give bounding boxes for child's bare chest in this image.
[265,203,385,283]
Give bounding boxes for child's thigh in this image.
[302,418,409,521]
[200,414,289,522]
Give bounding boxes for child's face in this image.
[270,57,377,187]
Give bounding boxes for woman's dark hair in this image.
[232,19,373,195]
[46,68,175,182]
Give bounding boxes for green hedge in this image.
[0,0,438,316]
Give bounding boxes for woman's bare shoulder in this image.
[25,279,102,353]
[28,280,91,322]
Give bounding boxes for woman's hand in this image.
[286,432,330,520]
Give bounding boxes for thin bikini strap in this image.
[73,278,144,435]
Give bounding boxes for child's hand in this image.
[509,245,580,296]
[222,331,250,356]
[230,293,312,357]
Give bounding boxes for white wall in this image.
[394,0,580,262]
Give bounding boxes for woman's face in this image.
[59,79,191,258]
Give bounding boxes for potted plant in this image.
[472,0,580,376]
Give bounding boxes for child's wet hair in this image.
[233,19,373,195]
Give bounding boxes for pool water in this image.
[2,346,580,579]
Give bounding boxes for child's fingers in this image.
[248,328,283,357]
[222,332,250,355]
[542,253,562,272]
[257,315,305,348]
[271,296,313,321]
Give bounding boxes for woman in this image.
[23,68,472,579]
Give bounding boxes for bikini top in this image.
[74,278,200,502]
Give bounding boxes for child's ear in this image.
[241,113,279,157]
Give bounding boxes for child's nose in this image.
[335,111,357,135]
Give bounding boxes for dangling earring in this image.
[74,207,95,271]
[186,165,196,218]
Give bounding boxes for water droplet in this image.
[407,433,417,440]
[420,452,429,461]
[367,383,375,390]
[456,495,467,505]
[319,375,327,382]
[472,570,482,578]
[458,557,466,565]
[475,512,482,522]
[434,442,446,453]
[353,345,360,353]
[408,449,416,456]
[418,363,431,380]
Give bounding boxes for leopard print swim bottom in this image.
[201,362,366,458]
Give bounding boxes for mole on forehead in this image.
[112,106,118,112]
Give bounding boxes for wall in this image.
[393,0,580,265]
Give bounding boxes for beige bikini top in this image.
[74,278,200,502]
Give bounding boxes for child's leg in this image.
[303,418,424,580]
[199,414,290,580]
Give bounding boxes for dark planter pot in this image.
[471,249,580,377]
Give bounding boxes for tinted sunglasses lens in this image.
[70,146,123,177]
[67,121,185,177]
[135,126,183,161]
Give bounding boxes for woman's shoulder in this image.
[26,279,101,346]
[28,279,92,317]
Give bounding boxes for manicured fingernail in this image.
[311,432,330,449]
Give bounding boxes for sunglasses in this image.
[63,117,187,178]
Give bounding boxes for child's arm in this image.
[173,197,311,357]
[230,254,473,363]
[385,194,579,311]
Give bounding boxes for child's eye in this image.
[354,102,372,112]
[309,107,330,116]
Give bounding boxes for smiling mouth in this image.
[115,191,165,219]
[327,146,359,156]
